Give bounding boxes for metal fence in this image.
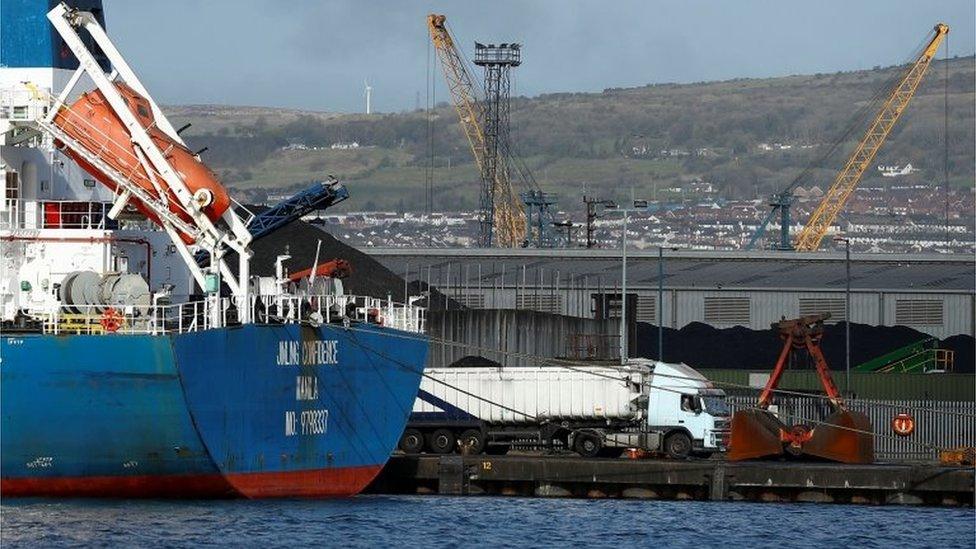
[727,395,976,462]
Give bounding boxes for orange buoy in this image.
[891,413,915,436]
[100,307,125,333]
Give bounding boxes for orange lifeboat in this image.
[52,83,230,242]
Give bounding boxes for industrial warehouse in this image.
[368,248,975,340]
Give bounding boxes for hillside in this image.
[167,56,975,212]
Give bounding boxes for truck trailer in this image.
[401,359,730,458]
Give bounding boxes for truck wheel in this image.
[399,429,424,454]
[459,429,485,454]
[574,432,602,458]
[427,429,456,454]
[664,432,692,459]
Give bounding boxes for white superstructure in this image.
[2,3,426,336]
[0,4,194,323]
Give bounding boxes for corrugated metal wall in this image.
[426,310,621,368]
[436,285,973,339]
[726,395,976,462]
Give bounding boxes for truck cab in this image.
[644,361,730,458]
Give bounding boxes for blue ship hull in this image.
[0,323,426,498]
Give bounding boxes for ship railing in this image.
[153,298,230,335]
[40,294,426,335]
[40,304,158,336]
[248,293,426,334]
[1,198,22,230]
[38,201,118,230]
[38,298,229,336]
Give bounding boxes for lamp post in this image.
[834,236,852,393]
[608,200,647,365]
[621,211,628,365]
[658,245,664,362]
[656,245,680,363]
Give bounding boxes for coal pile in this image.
[942,335,975,374]
[242,219,459,310]
[635,322,974,373]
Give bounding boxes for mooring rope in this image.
[319,319,976,420]
[274,314,966,454]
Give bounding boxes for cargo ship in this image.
[0,1,428,498]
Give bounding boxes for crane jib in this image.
[793,23,949,252]
[748,23,948,252]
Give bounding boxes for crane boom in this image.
[427,14,488,173]
[794,23,949,251]
[427,14,525,247]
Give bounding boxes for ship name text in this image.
[277,339,339,366]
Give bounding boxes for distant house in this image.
[687,179,717,194]
[331,141,361,150]
[878,163,917,177]
[758,142,814,152]
[793,185,823,201]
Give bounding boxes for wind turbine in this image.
[364,79,372,115]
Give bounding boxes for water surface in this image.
[2,496,973,548]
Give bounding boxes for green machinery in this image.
[854,338,954,374]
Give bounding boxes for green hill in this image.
[168,56,975,212]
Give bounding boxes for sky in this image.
[103,0,976,114]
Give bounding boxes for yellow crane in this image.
[427,13,526,247]
[794,23,949,251]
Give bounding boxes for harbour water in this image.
[2,496,973,548]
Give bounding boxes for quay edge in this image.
[368,455,975,507]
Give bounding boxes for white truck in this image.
[401,359,730,458]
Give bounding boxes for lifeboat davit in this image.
[52,83,230,242]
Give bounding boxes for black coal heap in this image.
[243,219,457,310]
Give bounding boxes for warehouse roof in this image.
[364,248,976,293]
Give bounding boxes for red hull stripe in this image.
[224,465,383,499]
[1,465,382,499]
[1,473,236,498]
